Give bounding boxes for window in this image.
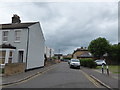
[8,51,13,63]
[0,51,13,64]
[0,51,6,64]
[18,51,24,63]
[2,31,8,42]
[15,30,21,42]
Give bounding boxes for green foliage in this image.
[88,37,110,58]
[107,44,120,64]
[63,57,71,60]
[80,58,97,68]
[51,56,57,60]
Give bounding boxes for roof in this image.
[0,22,38,30]
[54,54,63,56]
[79,52,93,58]
[73,49,88,54]
[0,44,16,49]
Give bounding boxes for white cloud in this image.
[0,2,118,54]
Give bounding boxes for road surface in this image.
[4,62,104,88]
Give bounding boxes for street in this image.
[4,62,105,88]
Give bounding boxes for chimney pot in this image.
[12,14,21,23]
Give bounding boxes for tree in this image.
[88,37,110,59]
[107,44,120,64]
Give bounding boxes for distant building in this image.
[63,54,72,59]
[54,54,63,59]
[72,47,93,59]
[45,46,54,59]
[67,54,72,58]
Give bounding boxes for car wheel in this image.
[78,66,80,69]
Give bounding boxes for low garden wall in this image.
[4,63,25,76]
[45,59,60,66]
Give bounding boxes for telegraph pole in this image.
[58,49,60,59]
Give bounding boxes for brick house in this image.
[72,47,93,59]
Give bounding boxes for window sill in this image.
[2,41,8,43]
[14,41,20,43]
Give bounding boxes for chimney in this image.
[12,14,21,23]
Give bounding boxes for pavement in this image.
[1,64,56,85]
[0,63,119,89]
[81,67,119,89]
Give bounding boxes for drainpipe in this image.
[25,28,30,71]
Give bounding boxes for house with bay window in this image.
[0,14,45,70]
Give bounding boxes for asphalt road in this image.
[4,62,105,88]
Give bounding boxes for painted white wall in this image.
[27,23,45,69]
[0,31,2,45]
[45,46,54,58]
[51,48,54,57]
[0,22,45,70]
[3,29,28,63]
[0,29,27,63]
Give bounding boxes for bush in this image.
[63,57,72,60]
[80,58,97,68]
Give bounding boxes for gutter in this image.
[25,28,30,71]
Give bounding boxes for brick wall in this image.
[4,63,25,76]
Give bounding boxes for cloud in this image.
[0,2,118,54]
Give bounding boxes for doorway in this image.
[18,51,24,63]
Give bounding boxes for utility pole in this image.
[58,49,60,59]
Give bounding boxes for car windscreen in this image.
[71,59,79,62]
[95,60,103,62]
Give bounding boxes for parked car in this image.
[69,59,80,69]
[61,59,69,62]
[94,60,106,66]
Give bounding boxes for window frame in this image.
[0,51,6,64]
[18,49,25,63]
[14,29,21,42]
[2,30,9,42]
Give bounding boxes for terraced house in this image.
[0,15,45,74]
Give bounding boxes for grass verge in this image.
[96,65,120,74]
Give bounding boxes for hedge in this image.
[80,58,97,68]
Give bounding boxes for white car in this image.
[69,59,80,69]
[95,60,106,66]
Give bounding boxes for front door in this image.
[18,51,24,63]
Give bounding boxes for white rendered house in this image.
[0,15,45,70]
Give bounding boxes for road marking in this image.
[1,66,55,88]
[80,70,101,88]
[90,75,113,90]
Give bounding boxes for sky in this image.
[0,0,118,55]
